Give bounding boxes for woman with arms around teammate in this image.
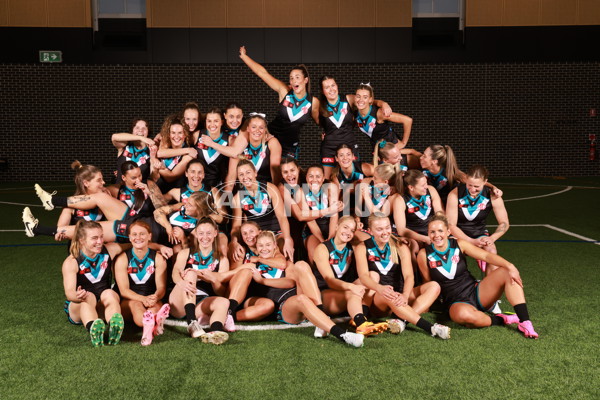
[156,115,198,192]
[111,118,160,183]
[193,107,231,188]
[417,213,538,338]
[114,220,170,346]
[354,214,450,339]
[61,220,127,347]
[239,46,319,159]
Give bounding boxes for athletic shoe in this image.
[518,320,539,339]
[388,319,406,334]
[490,300,502,314]
[187,320,205,338]
[431,323,451,340]
[497,313,519,325]
[89,319,106,347]
[224,314,236,332]
[34,184,56,211]
[314,326,328,338]
[22,207,38,237]
[477,259,487,273]
[141,310,155,346]
[340,332,364,348]
[197,314,210,326]
[153,304,170,336]
[107,313,124,345]
[200,331,229,345]
[356,321,388,336]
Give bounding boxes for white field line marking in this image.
[0,201,42,207]
[504,186,572,202]
[0,184,74,191]
[164,316,350,331]
[495,182,600,190]
[489,224,600,246]
[0,229,26,232]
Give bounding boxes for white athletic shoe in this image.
[490,300,502,315]
[224,314,236,332]
[314,326,328,338]
[200,331,229,345]
[341,332,364,348]
[431,323,451,340]
[34,184,56,211]
[388,319,406,334]
[187,320,205,338]
[22,207,38,237]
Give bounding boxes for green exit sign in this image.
[39,50,62,63]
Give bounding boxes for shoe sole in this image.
[357,324,388,336]
[518,325,539,339]
[154,304,170,336]
[34,185,54,211]
[108,314,124,345]
[90,320,105,347]
[388,321,405,334]
[22,208,37,237]
[201,331,229,345]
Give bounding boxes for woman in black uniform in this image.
[193,108,231,188]
[418,213,539,338]
[373,139,422,175]
[111,118,160,183]
[446,165,510,275]
[156,115,197,192]
[239,46,319,159]
[223,102,244,140]
[61,220,127,347]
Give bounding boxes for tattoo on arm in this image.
[67,195,90,205]
[147,181,167,208]
[496,222,507,234]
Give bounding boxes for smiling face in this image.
[237,164,257,187]
[420,147,436,170]
[169,123,185,148]
[194,222,217,250]
[369,217,392,246]
[409,176,428,197]
[205,112,222,136]
[336,218,356,243]
[306,167,324,192]
[132,120,149,137]
[247,117,266,143]
[335,147,354,168]
[465,176,486,197]
[129,224,150,250]
[428,220,450,250]
[83,172,105,194]
[383,146,401,165]
[184,109,199,132]
[256,235,276,258]
[355,89,373,111]
[185,162,205,188]
[289,68,308,95]
[281,162,300,186]
[81,227,104,257]
[225,107,243,130]
[240,223,260,248]
[321,78,339,103]
[122,167,143,189]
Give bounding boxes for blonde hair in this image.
[71,161,102,196]
[428,144,459,186]
[367,213,402,264]
[190,217,221,260]
[373,139,397,167]
[69,220,102,258]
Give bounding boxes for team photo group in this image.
[21,46,539,348]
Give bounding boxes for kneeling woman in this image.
[417,213,538,338]
[169,217,231,345]
[114,221,170,346]
[61,221,127,347]
[354,214,450,339]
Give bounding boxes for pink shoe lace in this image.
[153,304,170,336]
[518,320,539,339]
[141,310,155,346]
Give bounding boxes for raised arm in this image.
[239,46,289,100]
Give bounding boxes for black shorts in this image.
[449,282,490,312]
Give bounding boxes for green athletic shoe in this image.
[107,313,124,345]
[89,319,106,347]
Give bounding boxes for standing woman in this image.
[169,217,231,345]
[114,220,170,346]
[446,165,509,274]
[239,46,319,159]
[181,102,202,138]
[318,76,392,179]
[223,102,244,139]
[61,221,127,347]
[111,118,160,183]
[354,214,450,339]
[276,157,306,262]
[156,115,197,192]
[418,213,538,338]
[194,107,231,188]
[354,83,413,150]
[230,160,295,260]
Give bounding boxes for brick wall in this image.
[1,62,598,181]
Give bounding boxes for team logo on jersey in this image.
[128,258,155,285]
[244,144,267,173]
[258,263,283,279]
[199,134,227,164]
[283,94,311,122]
[367,248,394,275]
[459,195,490,221]
[407,195,432,220]
[427,247,461,279]
[327,101,349,129]
[80,255,109,283]
[163,156,180,171]
[330,254,350,278]
[322,157,335,164]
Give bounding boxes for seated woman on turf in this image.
[111,118,160,183]
[446,165,509,275]
[373,139,421,175]
[230,159,294,260]
[61,220,127,347]
[354,214,450,339]
[114,220,170,346]
[313,216,388,336]
[417,213,538,338]
[168,217,231,345]
[156,115,197,192]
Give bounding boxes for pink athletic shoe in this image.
[477,259,487,273]
[225,314,236,332]
[197,314,210,326]
[141,310,155,346]
[153,303,170,336]
[518,320,539,339]
[497,313,520,325]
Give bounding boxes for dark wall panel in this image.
[149,28,190,63]
[189,29,228,63]
[339,28,376,63]
[301,28,339,63]
[265,28,302,63]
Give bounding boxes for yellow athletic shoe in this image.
[356,321,388,336]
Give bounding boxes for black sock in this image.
[416,318,434,333]
[330,325,345,341]
[85,321,93,331]
[353,313,368,327]
[513,303,530,322]
[316,304,324,312]
[210,321,224,332]
[33,224,57,236]
[228,299,239,320]
[52,196,69,208]
[362,305,370,318]
[491,315,505,326]
[184,303,196,324]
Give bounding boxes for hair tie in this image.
[378,140,387,148]
[249,112,266,119]
[360,82,372,87]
